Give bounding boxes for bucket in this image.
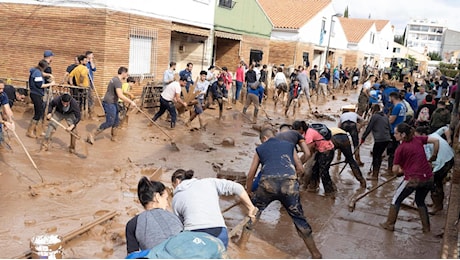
[30,235,63,259]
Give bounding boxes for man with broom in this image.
[0,80,15,147]
[41,93,81,153]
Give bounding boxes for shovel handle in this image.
[49,118,81,140]
[135,106,175,142]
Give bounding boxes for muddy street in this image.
[0,89,444,258]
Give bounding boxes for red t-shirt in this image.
[394,136,433,181]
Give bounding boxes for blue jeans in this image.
[252,177,313,237]
[235,81,243,101]
[153,97,177,125]
[192,227,228,248]
[100,102,119,130]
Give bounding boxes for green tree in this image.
[344,6,349,18]
[427,51,442,61]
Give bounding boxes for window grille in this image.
[129,28,158,78]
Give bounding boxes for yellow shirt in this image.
[329,127,347,136]
[68,65,89,88]
[119,82,130,102]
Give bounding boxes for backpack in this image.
[144,231,226,259]
[310,123,332,140]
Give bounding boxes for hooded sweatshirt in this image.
[172,178,244,230]
[29,67,45,96]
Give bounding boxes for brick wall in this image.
[240,35,270,65]
[268,40,297,66]
[0,3,171,97]
[215,38,240,71]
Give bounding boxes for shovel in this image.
[88,75,106,117]
[348,175,398,212]
[49,118,88,158]
[134,106,180,151]
[10,127,44,183]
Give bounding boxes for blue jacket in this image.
[179,69,193,90]
[382,86,399,114]
[404,92,418,112]
[29,67,45,96]
[248,85,264,103]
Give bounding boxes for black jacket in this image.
[48,95,81,125]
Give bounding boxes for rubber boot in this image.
[367,167,379,180]
[170,121,176,129]
[429,192,444,215]
[69,133,76,154]
[26,120,38,138]
[36,120,45,137]
[300,232,322,259]
[379,204,398,231]
[418,207,431,233]
[87,128,103,145]
[40,138,50,151]
[253,108,258,124]
[111,127,119,142]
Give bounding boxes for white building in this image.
[405,18,446,55]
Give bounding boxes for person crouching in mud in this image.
[171,169,257,248]
[244,128,322,259]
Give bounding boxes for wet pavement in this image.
[0,88,445,258]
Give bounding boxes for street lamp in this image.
[325,13,343,69]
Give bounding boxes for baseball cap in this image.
[44,50,54,57]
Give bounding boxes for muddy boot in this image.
[418,207,431,233]
[379,204,398,231]
[69,134,76,154]
[111,127,120,142]
[87,128,103,145]
[170,121,176,129]
[300,233,322,259]
[219,110,223,120]
[26,120,38,138]
[367,168,379,180]
[40,138,50,151]
[430,192,444,215]
[35,120,45,137]
[253,108,258,124]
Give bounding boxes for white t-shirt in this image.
[195,80,209,100]
[340,112,359,123]
[424,126,454,172]
[274,72,287,86]
[161,81,181,101]
[362,81,372,91]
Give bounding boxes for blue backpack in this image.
[127,231,226,259]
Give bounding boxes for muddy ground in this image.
[0,88,446,258]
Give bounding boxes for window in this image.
[218,0,233,8]
[393,47,400,53]
[321,19,326,32]
[129,28,158,76]
[369,32,375,44]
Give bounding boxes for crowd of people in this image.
[0,52,458,259]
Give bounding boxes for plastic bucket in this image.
[30,235,63,259]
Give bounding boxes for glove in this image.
[46,113,52,120]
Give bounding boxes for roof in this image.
[373,19,390,31]
[339,17,375,43]
[258,0,331,30]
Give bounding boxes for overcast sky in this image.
[331,0,460,35]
